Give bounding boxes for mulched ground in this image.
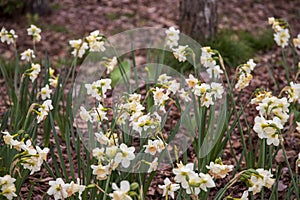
[1,0,300,199]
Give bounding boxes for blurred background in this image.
[0,0,299,65]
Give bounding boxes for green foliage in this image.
[205,29,274,68]
[26,13,39,25]
[0,0,24,16]
[110,60,131,88]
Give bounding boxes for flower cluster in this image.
[165,27,190,62]
[252,91,290,146]
[24,63,41,82]
[165,26,180,49]
[158,178,180,199]
[104,56,118,74]
[49,67,60,88]
[286,82,300,103]
[143,139,165,156]
[185,74,224,107]
[34,99,54,124]
[47,178,85,200]
[80,103,107,124]
[115,92,162,136]
[2,132,49,175]
[0,175,17,200]
[171,162,216,197]
[235,59,256,91]
[2,25,57,124]
[91,133,136,179]
[172,45,189,62]
[206,158,234,179]
[27,24,42,43]
[85,78,111,101]
[268,17,290,48]
[201,46,224,79]
[248,169,275,195]
[0,27,17,45]
[69,30,106,58]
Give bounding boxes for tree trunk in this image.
[179,0,217,44]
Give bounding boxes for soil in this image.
[0,0,300,199]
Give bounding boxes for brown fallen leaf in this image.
[275,149,297,163]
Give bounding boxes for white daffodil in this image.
[64,179,86,200]
[92,147,105,161]
[185,171,201,195]
[47,178,68,200]
[0,27,8,43]
[106,145,118,158]
[186,74,198,89]
[248,175,264,195]
[1,28,18,45]
[256,169,275,189]
[36,100,53,124]
[21,145,49,175]
[165,26,180,48]
[158,74,172,84]
[178,88,191,102]
[148,157,158,173]
[158,178,180,199]
[293,34,300,48]
[27,24,42,42]
[256,96,290,125]
[198,173,215,192]
[91,103,108,122]
[86,30,106,52]
[210,82,224,99]
[172,162,194,189]
[133,112,161,135]
[144,140,159,155]
[206,65,223,79]
[95,131,109,145]
[253,116,283,146]
[114,143,135,168]
[21,49,35,62]
[167,80,180,94]
[69,39,88,58]
[109,180,132,200]
[91,164,109,180]
[40,84,52,100]
[153,87,169,106]
[89,40,105,52]
[0,175,17,200]
[241,191,249,200]
[105,56,118,74]
[172,45,188,62]
[287,82,300,103]
[79,106,93,123]
[27,24,41,36]
[202,92,214,108]
[235,73,253,91]
[28,63,41,82]
[194,83,210,97]
[206,161,234,179]
[20,140,37,155]
[274,28,290,48]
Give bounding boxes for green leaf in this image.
[110,60,131,88]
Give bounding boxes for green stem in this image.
[281,49,290,84]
